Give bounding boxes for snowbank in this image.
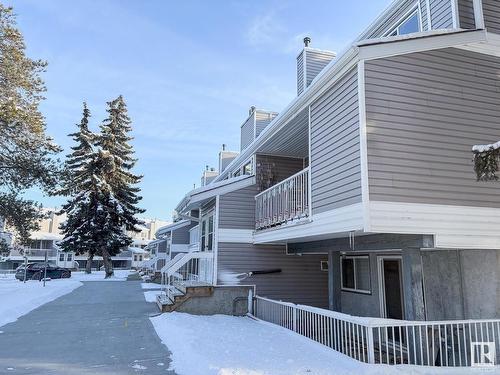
[0,278,81,328]
[150,313,492,375]
[71,270,132,281]
[141,282,162,290]
[144,290,162,302]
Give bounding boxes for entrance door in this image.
[378,257,404,319]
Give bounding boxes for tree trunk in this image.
[101,248,114,278]
[85,253,94,274]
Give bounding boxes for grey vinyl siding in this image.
[483,0,500,34]
[305,49,335,88]
[365,48,500,207]
[255,110,277,138]
[218,185,258,229]
[458,0,476,29]
[158,240,167,253]
[240,115,254,151]
[310,67,361,215]
[217,242,329,308]
[256,154,305,191]
[297,50,305,95]
[171,226,190,244]
[430,0,454,29]
[358,0,419,39]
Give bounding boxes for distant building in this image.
[0,208,169,271]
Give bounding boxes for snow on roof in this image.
[29,232,63,241]
[156,219,191,237]
[176,175,255,213]
[472,141,500,153]
[128,247,147,254]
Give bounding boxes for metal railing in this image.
[161,251,214,303]
[255,167,309,230]
[11,249,58,258]
[253,296,500,367]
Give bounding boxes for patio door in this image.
[378,256,404,320]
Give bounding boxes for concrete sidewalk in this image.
[0,281,175,374]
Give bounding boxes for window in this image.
[387,9,420,36]
[320,260,328,271]
[67,253,72,262]
[341,256,371,293]
[59,253,65,262]
[200,212,214,251]
[134,255,138,261]
[233,169,241,177]
[243,161,253,175]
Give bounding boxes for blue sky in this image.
[11,0,391,220]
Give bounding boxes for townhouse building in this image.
[157,0,500,367]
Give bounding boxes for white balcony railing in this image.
[253,296,500,367]
[255,167,309,230]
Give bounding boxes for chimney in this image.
[240,108,278,151]
[222,144,226,151]
[201,166,219,186]
[297,37,336,96]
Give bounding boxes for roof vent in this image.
[303,36,311,47]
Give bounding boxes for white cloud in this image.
[246,12,286,47]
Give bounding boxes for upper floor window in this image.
[387,9,421,36]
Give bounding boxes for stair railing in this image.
[160,251,214,303]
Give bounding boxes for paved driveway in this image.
[0,281,175,374]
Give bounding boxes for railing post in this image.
[367,326,375,364]
[293,306,297,332]
[248,289,254,315]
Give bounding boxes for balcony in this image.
[255,167,310,230]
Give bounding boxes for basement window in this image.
[341,256,371,294]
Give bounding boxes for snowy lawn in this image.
[0,276,81,328]
[151,312,499,375]
[71,269,133,281]
[144,290,162,302]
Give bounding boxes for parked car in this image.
[15,263,71,281]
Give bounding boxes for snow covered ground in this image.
[144,290,162,302]
[141,282,162,289]
[71,269,133,281]
[151,312,499,375]
[0,275,81,328]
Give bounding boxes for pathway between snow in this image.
[0,280,174,374]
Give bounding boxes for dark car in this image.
[15,263,71,281]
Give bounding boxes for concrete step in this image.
[158,283,214,313]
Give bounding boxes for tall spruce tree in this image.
[59,104,98,273]
[95,96,144,277]
[0,4,60,245]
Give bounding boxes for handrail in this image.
[253,295,500,367]
[255,166,310,199]
[166,251,213,277]
[160,252,185,274]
